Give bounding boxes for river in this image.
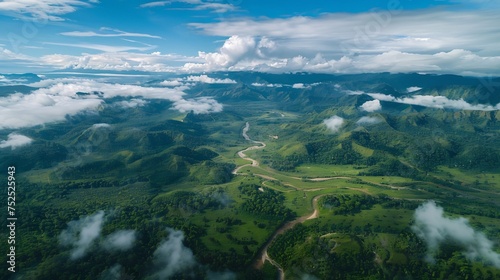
[234,122,324,279]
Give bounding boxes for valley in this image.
[1,72,500,279]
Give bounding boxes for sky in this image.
[0,0,499,75]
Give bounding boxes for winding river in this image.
[234,122,324,279]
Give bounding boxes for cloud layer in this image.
[0,89,102,129]
[348,89,500,111]
[0,78,222,130]
[412,201,500,268]
[0,133,33,149]
[370,93,500,111]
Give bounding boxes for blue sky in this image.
[0,0,499,75]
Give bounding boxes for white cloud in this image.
[0,0,95,21]
[185,75,236,84]
[251,82,283,87]
[0,133,33,149]
[356,116,382,125]
[59,211,105,260]
[412,201,500,268]
[193,35,256,69]
[102,230,137,252]
[152,228,197,280]
[323,115,344,133]
[160,80,184,87]
[1,47,37,62]
[161,75,238,87]
[0,90,102,129]
[172,97,223,114]
[344,90,365,95]
[292,83,305,89]
[368,93,500,111]
[407,86,422,93]
[33,80,183,99]
[116,98,148,108]
[360,99,382,112]
[61,27,161,39]
[349,89,500,111]
[183,10,500,76]
[0,75,30,85]
[40,51,200,72]
[140,0,236,13]
[91,123,110,129]
[0,79,222,130]
[190,10,499,56]
[5,6,498,76]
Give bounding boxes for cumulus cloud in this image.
[183,35,256,71]
[172,97,223,114]
[102,230,137,252]
[152,228,197,280]
[360,99,382,112]
[323,115,344,133]
[407,86,422,93]
[356,116,382,125]
[185,75,236,84]
[179,38,500,76]
[59,211,105,260]
[292,83,305,89]
[182,36,280,72]
[0,133,33,149]
[412,201,500,267]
